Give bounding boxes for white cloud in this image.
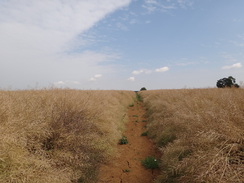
[89,78,96,81]
[132,69,152,75]
[132,70,142,75]
[0,0,131,89]
[142,0,158,12]
[131,67,169,78]
[142,0,193,13]
[145,0,158,4]
[222,63,242,70]
[155,67,169,72]
[54,80,80,87]
[90,74,103,81]
[176,0,194,8]
[128,77,135,81]
[0,0,131,35]
[94,74,102,78]
[55,81,65,85]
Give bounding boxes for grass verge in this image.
[140,88,244,183]
[0,89,135,183]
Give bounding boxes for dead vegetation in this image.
[140,88,244,183]
[1,88,243,183]
[0,89,135,183]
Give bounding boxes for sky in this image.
[1,0,244,90]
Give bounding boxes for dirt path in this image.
[97,101,160,183]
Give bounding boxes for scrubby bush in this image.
[118,136,128,145]
[136,92,143,102]
[141,156,159,169]
[217,76,239,88]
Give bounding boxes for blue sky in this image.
[1,0,243,90]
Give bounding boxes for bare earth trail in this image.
[97,100,160,183]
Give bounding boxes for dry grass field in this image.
[0,89,135,183]
[1,88,243,183]
[140,88,244,183]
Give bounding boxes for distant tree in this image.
[216,78,226,88]
[140,87,147,91]
[216,76,239,88]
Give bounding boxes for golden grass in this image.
[0,89,135,183]
[140,88,244,183]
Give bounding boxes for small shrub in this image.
[119,136,128,145]
[141,156,159,169]
[123,169,130,173]
[136,92,143,102]
[141,131,148,136]
[129,103,134,107]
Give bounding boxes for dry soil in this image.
[97,101,160,183]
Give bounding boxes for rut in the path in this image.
[97,101,160,183]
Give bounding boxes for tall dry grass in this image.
[0,89,135,183]
[140,88,244,183]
